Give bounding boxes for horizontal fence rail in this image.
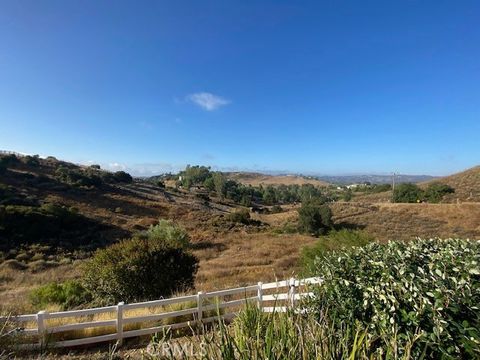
[1,277,322,349]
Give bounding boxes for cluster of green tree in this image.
[55,166,132,188]
[177,165,330,206]
[392,182,454,203]
[31,220,198,306]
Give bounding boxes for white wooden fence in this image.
[1,277,321,349]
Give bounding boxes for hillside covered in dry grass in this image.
[1,154,479,317]
[421,166,480,202]
[225,172,330,187]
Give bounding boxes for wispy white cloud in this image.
[186,92,230,111]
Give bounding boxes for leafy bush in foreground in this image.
[82,237,198,304]
[308,238,480,358]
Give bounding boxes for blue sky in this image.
[0,1,479,176]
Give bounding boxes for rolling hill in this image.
[224,172,330,187]
[421,166,480,202]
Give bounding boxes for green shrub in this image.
[30,280,91,310]
[55,166,103,187]
[308,238,480,358]
[112,171,133,183]
[23,155,40,167]
[297,201,332,235]
[392,183,423,203]
[142,219,190,249]
[301,230,375,274]
[424,182,455,203]
[82,237,199,304]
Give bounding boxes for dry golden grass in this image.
[420,165,480,202]
[331,202,480,241]
[225,172,330,187]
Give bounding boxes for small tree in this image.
[298,201,333,235]
[392,183,423,203]
[212,172,226,198]
[82,237,198,304]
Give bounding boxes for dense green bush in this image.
[308,238,480,358]
[392,183,424,203]
[82,237,199,304]
[424,182,455,203]
[297,201,332,235]
[30,280,91,310]
[22,155,40,167]
[111,170,133,183]
[301,229,374,274]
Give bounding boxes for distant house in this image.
[346,184,360,189]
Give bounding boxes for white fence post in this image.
[289,278,296,307]
[197,292,204,323]
[116,302,124,345]
[257,282,263,311]
[36,310,47,348]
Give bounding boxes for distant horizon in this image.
[1,1,479,177]
[2,148,475,178]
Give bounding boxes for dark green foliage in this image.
[30,280,91,310]
[309,238,480,358]
[300,229,374,274]
[0,154,19,167]
[262,186,277,205]
[55,165,133,187]
[298,201,332,235]
[0,203,103,250]
[55,166,103,187]
[424,182,455,203]
[175,166,332,206]
[22,155,40,167]
[82,237,199,303]
[111,171,133,183]
[392,183,423,203]
[89,164,101,169]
